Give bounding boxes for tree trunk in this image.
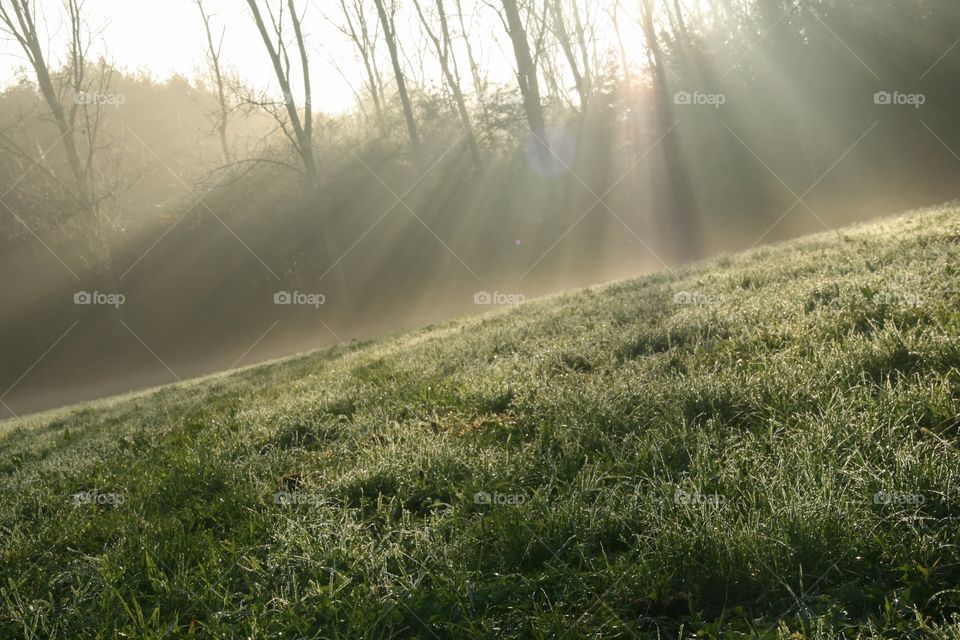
[454,0,487,106]
[413,0,481,165]
[372,0,424,165]
[245,0,318,186]
[640,0,699,260]
[349,0,387,135]
[195,0,233,164]
[287,0,315,181]
[548,0,588,111]
[501,0,551,168]
[570,0,592,98]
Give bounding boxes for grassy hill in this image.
[2,205,960,638]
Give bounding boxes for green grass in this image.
[3,205,960,638]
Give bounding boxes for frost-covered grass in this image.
[2,205,960,638]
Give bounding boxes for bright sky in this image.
[0,1,659,114]
[0,0,573,113]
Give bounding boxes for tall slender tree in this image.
[500,0,550,167]
[372,0,423,164]
[640,0,699,259]
[548,0,589,110]
[195,0,233,164]
[454,0,486,101]
[246,0,318,186]
[412,0,480,165]
[0,0,96,216]
[335,0,387,135]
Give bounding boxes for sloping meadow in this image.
[2,206,960,637]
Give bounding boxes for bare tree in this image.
[639,0,699,259]
[538,42,570,107]
[372,0,423,164]
[610,0,633,86]
[454,0,494,138]
[195,0,233,164]
[454,0,487,101]
[0,0,139,344]
[246,0,318,186]
[0,0,136,268]
[569,0,594,97]
[547,0,589,110]
[334,0,387,135]
[412,0,480,165]
[0,0,103,217]
[499,0,550,166]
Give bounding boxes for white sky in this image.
[0,1,659,114]
[1,0,614,113]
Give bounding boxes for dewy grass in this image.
[2,204,960,638]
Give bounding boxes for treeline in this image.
[1,0,959,415]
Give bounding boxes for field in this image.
[2,205,960,638]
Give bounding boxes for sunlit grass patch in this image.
[2,206,960,637]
